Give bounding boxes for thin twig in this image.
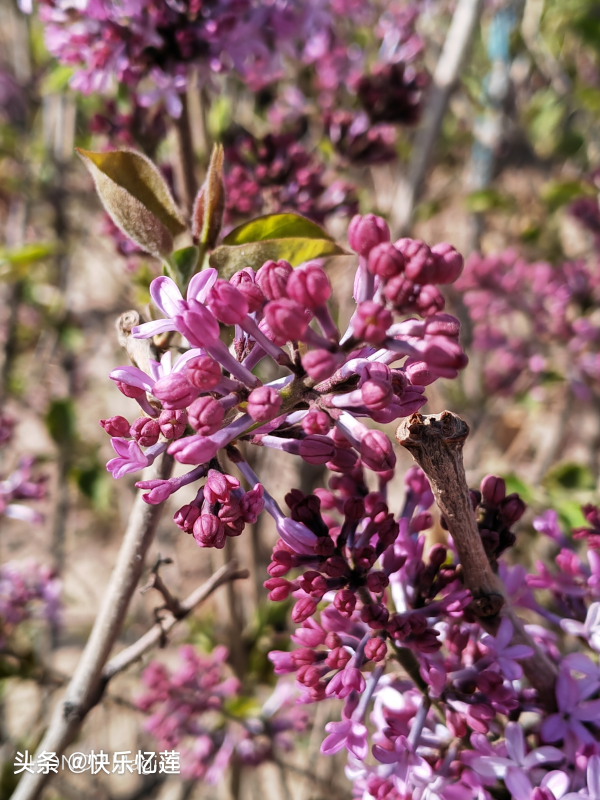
[102,560,249,681]
[396,411,558,709]
[11,452,175,800]
[390,0,484,236]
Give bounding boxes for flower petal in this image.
[522,747,564,769]
[504,767,532,800]
[505,721,525,766]
[132,318,177,339]
[188,268,218,303]
[150,276,184,317]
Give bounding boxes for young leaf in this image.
[192,143,225,249]
[209,237,349,277]
[168,246,200,291]
[77,149,186,257]
[222,213,335,246]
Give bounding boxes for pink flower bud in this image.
[480,475,506,506]
[364,637,387,662]
[299,570,327,597]
[324,556,348,578]
[361,378,393,410]
[292,597,318,623]
[256,259,293,300]
[207,279,249,325]
[424,314,461,338]
[302,349,342,381]
[193,513,226,549]
[299,435,336,465]
[383,273,416,308]
[174,503,201,533]
[230,269,264,313]
[334,588,356,616]
[367,242,405,279]
[360,430,396,472]
[116,381,145,399]
[291,648,317,667]
[348,213,390,256]
[366,572,389,593]
[325,632,342,649]
[204,469,240,503]
[264,298,310,343]
[153,373,199,410]
[404,359,438,386]
[344,497,365,521]
[360,603,389,629]
[353,301,392,345]
[264,577,294,601]
[240,484,264,523]
[186,355,222,391]
[326,647,352,669]
[188,395,224,435]
[327,448,359,474]
[100,416,130,437]
[395,238,435,284]
[296,665,322,686]
[269,650,295,674]
[287,262,331,308]
[247,386,282,422]
[430,242,463,284]
[498,493,526,525]
[130,417,160,447]
[325,666,365,698]
[415,285,445,317]
[302,408,331,435]
[158,409,188,440]
[174,300,220,348]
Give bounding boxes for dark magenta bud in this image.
[256,259,293,300]
[247,386,282,422]
[348,213,390,256]
[480,475,506,506]
[100,415,130,437]
[188,395,224,435]
[158,409,188,440]
[130,417,160,447]
[367,242,405,279]
[287,262,331,309]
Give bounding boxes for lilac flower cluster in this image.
[0,560,61,647]
[262,470,600,799]
[100,214,467,556]
[223,126,358,226]
[455,249,600,399]
[136,644,307,781]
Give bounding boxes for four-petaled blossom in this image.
[541,673,600,745]
[472,721,563,781]
[561,603,600,652]
[321,719,368,760]
[132,272,218,339]
[480,618,533,680]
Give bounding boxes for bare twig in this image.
[11,452,174,800]
[139,556,184,618]
[396,411,558,709]
[103,560,249,681]
[390,0,484,236]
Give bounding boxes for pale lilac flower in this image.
[479,618,533,680]
[562,755,600,800]
[132,272,218,339]
[541,673,600,745]
[561,604,600,652]
[321,719,368,760]
[107,439,166,479]
[372,734,433,795]
[505,767,570,800]
[471,722,563,780]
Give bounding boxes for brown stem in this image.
[396,411,504,619]
[140,556,184,618]
[172,92,198,218]
[396,411,558,709]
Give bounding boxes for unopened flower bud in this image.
[360,430,396,472]
[174,503,201,533]
[130,417,160,447]
[325,631,342,649]
[230,269,264,312]
[430,242,464,284]
[291,648,317,667]
[360,603,389,629]
[188,395,224,435]
[498,493,526,525]
[247,386,282,422]
[302,349,342,381]
[395,238,435,284]
[383,273,415,308]
[348,213,390,256]
[207,279,249,325]
[361,378,393,410]
[334,588,356,616]
[193,513,226,548]
[299,435,336,465]
[287,262,331,308]
[100,416,130,437]
[153,373,198,410]
[480,475,506,506]
[256,259,293,300]
[264,299,310,343]
[116,381,145,399]
[415,285,445,317]
[326,646,352,669]
[158,409,188,440]
[292,597,318,623]
[302,408,331,435]
[365,637,387,662]
[353,301,392,345]
[366,571,389,593]
[299,570,327,597]
[186,355,222,391]
[264,577,294,601]
[324,556,348,578]
[367,242,405,279]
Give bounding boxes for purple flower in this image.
[132,272,217,339]
[541,673,600,745]
[321,719,368,760]
[472,722,563,781]
[562,755,600,800]
[480,618,533,680]
[561,603,600,652]
[505,767,570,800]
[106,438,166,479]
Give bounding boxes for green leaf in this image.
[167,246,199,292]
[77,149,186,257]
[222,213,335,246]
[541,180,595,212]
[45,399,76,448]
[192,143,225,250]
[210,237,349,277]
[464,189,512,214]
[542,461,596,491]
[41,65,74,94]
[0,242,55,273]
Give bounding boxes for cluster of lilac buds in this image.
[455,249,600,399]
[136,645,307,781]
[0,560,61,648]
[100,212,468,557]
[224,127,358,226]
